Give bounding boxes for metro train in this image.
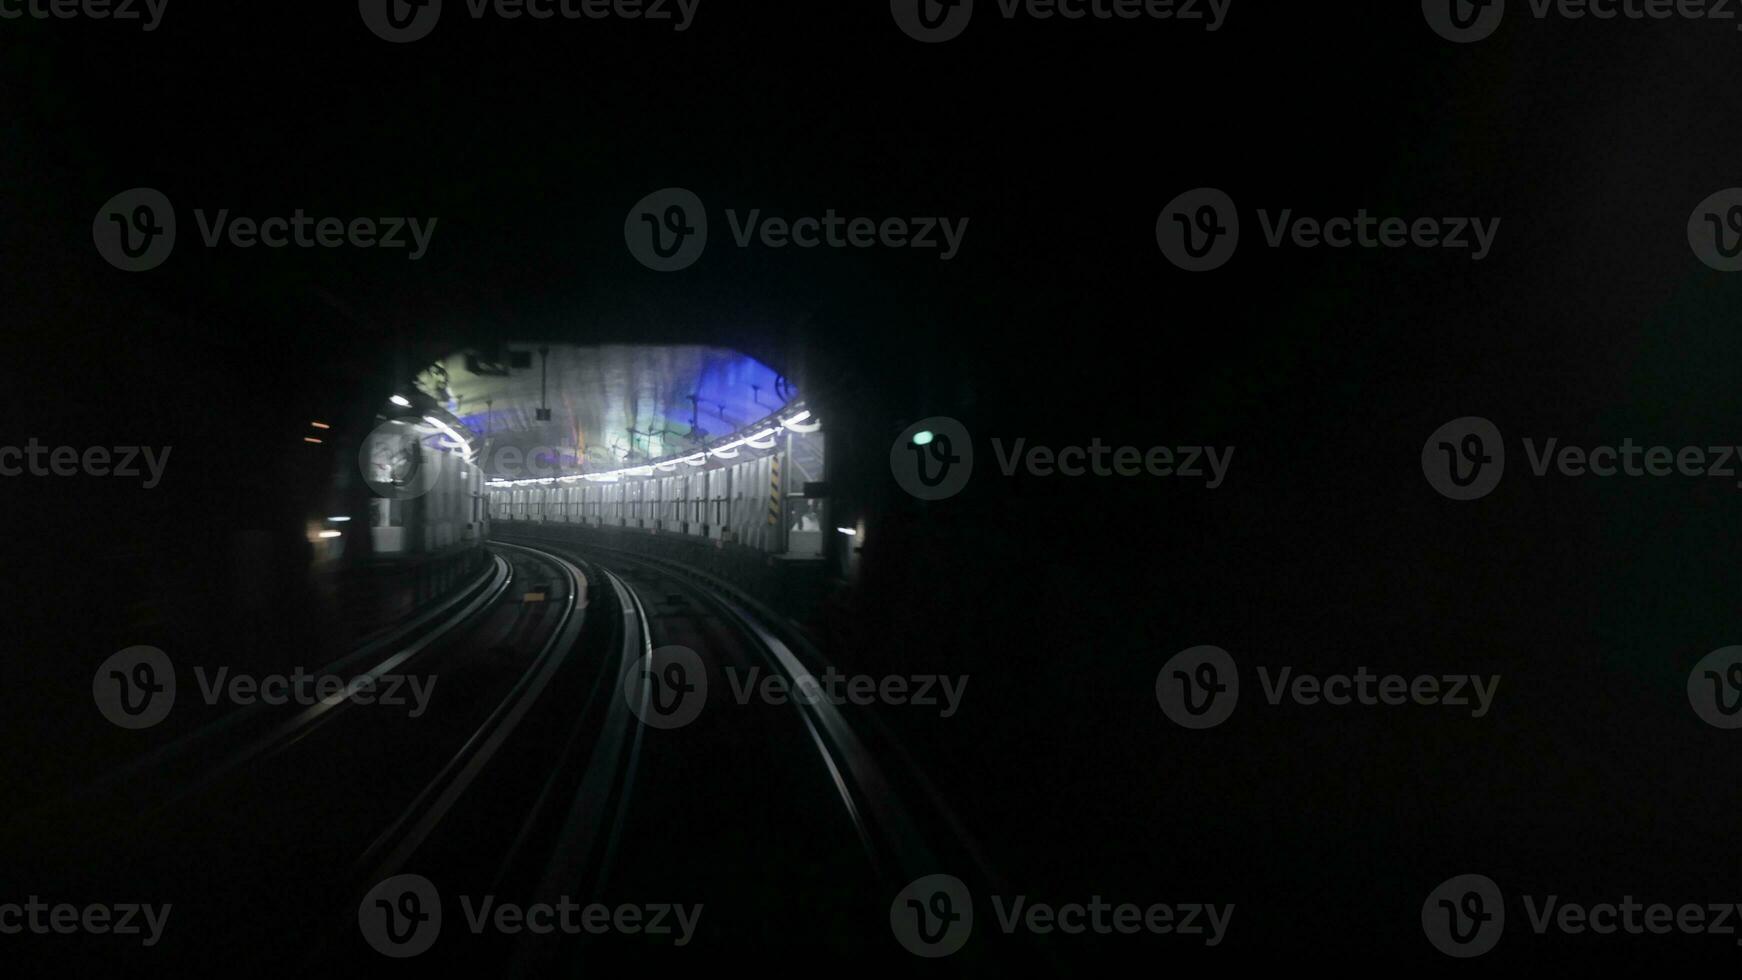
[358,418,488,558]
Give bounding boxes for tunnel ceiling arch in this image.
[415,344,797,476]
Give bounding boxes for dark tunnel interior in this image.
[9,1,1742,971]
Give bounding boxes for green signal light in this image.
[912,430,935,446]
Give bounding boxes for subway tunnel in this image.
[15,3,1742,973]
[12,320,1015,970]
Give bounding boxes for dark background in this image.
[6,0,1742,968]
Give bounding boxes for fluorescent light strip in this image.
[484,409,817,487]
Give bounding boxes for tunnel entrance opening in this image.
[408,343,828,564]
